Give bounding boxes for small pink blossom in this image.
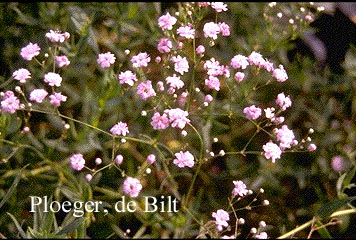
[110,121,129,136]
[131,52,151,68]
[308,143,317,152]
[165,108,190,129]
[331,155,346,172]
[115,154,124,165]
[49,92,67,107]
[55,55,70,67]
[248,51,265,67]
[204,94,214,103]
[211,2,228,12]
[171,55,189,75]
[255,232,268,239]
[234,72,245,82]
[157,38,173,53]
[45,29,70,43]
[1,91,20,114]
[118,70,137,86]
[166,74,184,91]
[218,22,230,36]
[273,64,288,82]
[146,154,156,164]
[158,12,177,31]
[205,75,221,91]
[13,68,31,83]
[97,52,116,68]
[177,25,195,39]
[231,54,249,69]
[263,141,282,163]
[122,177,142,198]
[150,112,170,130]
[196,45,205,55]
[173,150,195,168]
[136,80,156,100]
[243,105,262,120]
[20,42,41,61]
[232,180,248,197]
[44,72,62,87]
[276,125,295,150]
[70,153,86,171]
[203,22,220,39]
[204,58,226,76]
[29,89,48,103]
[276,92,292,111]
[212,209,229,231]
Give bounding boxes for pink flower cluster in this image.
[122,176,143,198]
[173,150,195,168]
[150,108,190,130]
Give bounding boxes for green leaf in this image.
[0,164,28,209]
[6,212,28,238]
[317,196,356,220]
[56,217,85,235]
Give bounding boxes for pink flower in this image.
[115,154,124,165]
[211,2,228,12]
[204,94,213,103]
[150,112,170,130]
[248,51,265,67]
[131,52,151,68]
[165,108,191,129]
[70,153,85,171]
[203,22,220,39]
[118,70,137,86]
[171,55,189,75]
[29,89,48,103]
[20,42,41,61]
[308,143,317,152]
[276,125,295,150]
[157,38,173,53]
[173,150,195,168]
[231,54,249,69]
[262,141,282,163]
[1,91,20,114]
[158,12,177,30]
[261,59,274,72]
[218,22,230,36]
[204,58,225,76]
[276,92,292,111]
[45,29,70,43]
[49,92,67,107]
[136,80,156,100]
[44,72,62,87]
[205,75,221,91]
[110,121,129,136]
[166,74,184,91]
[55,55,70,67]
[273,64,288,82]
[232,180,248,197]
[97,52,116,68]
[234,72,245,82]
[196,45,205,55]
[13,68,31,83]
[243,105,262,120]
[255,232,268,239]
[146,154,156,164]
[331,155,346,172]
[212,209,229,231]
[177,25,195,39]
[122,176,142,198]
